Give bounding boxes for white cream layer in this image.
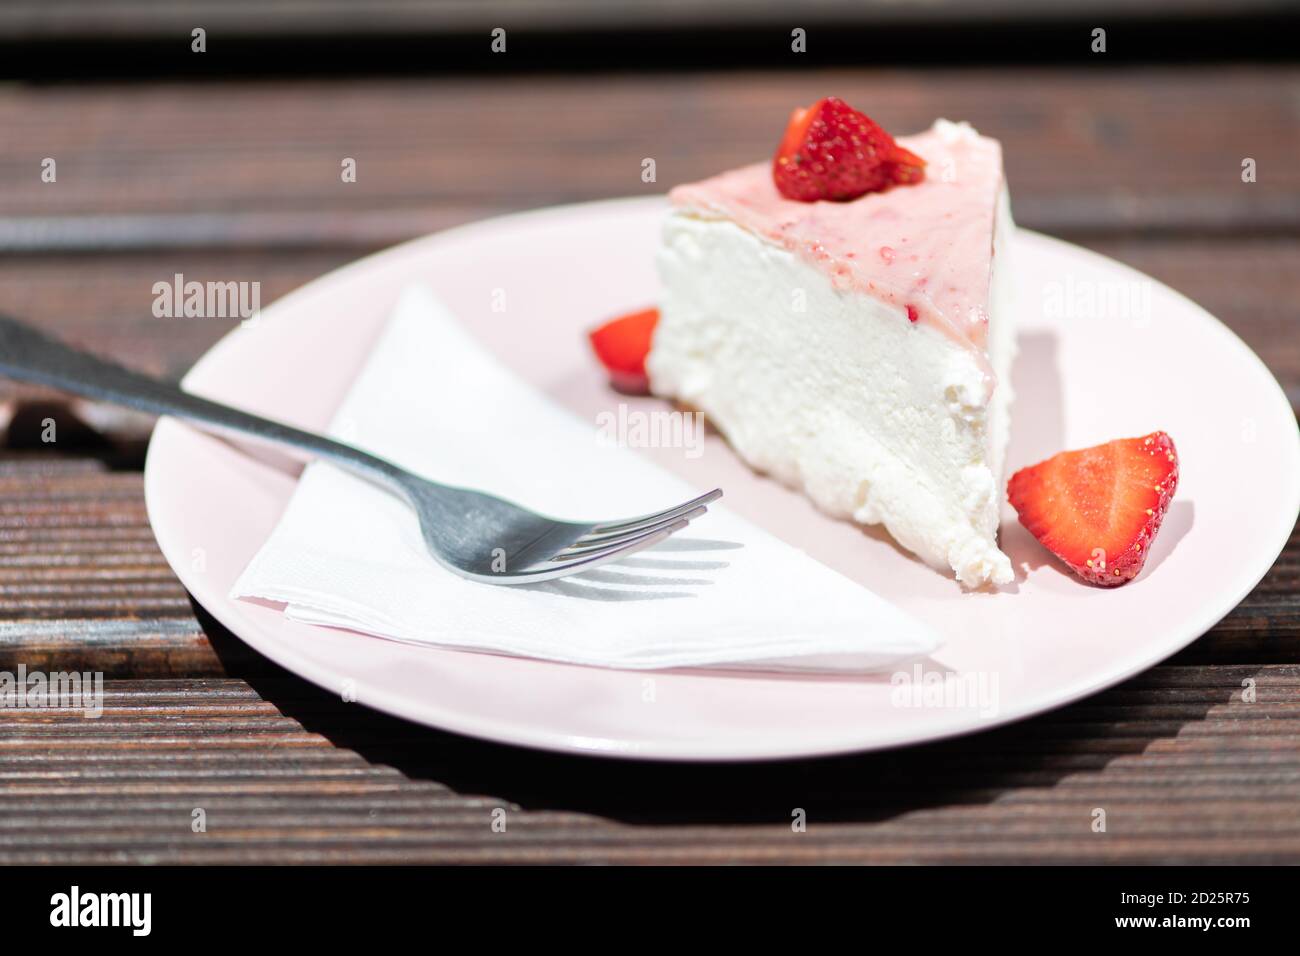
[649,188,1017,587]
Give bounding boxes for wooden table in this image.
[1,66,1297,864]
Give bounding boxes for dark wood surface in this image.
[1,66,1297,864]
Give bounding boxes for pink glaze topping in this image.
[669,121,1005,353]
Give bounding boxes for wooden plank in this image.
[0,671,1297,863]
[0,67,1295,248]
[0,249,356,442]
[0,250,353,383]
[0,459,257,677]
[0,459,1294,677]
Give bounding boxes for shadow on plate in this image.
[1141,499,1194,577]
[523,536,738,601]
[1006,329,1065,472]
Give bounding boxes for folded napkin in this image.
[232,286,940,672]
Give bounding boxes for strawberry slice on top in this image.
[773,96,926,202]
[1007,432,1179,586]
[588,307,659,394]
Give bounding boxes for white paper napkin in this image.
[231,285,940,672]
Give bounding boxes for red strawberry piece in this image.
[1007,432,1179,586]
[887,143,927,185]
[588,307,659,394]
[772,96,926,202]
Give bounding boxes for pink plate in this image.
[144,198,1300,761]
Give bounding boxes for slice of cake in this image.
[647,103,1016,587]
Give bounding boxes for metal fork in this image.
[0,314,721,585]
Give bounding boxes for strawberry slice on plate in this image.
[1007,432,1180,586]
[772,96,926,202]
[588,307,659,394]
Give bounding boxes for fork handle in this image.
[0,313,400,485]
